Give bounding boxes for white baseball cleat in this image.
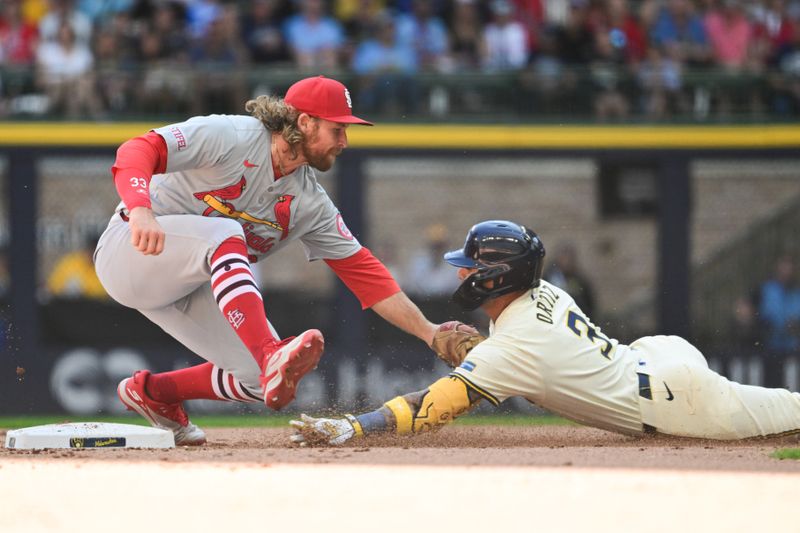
[117,370,207,446]
[261,329,324,410]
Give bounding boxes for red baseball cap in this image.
[284,76,373,126]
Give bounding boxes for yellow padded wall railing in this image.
[0,123,798,149]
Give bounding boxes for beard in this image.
[300,126,339,171]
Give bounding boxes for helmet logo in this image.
[344,88,353,109]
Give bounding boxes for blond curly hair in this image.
[245,95,306,148]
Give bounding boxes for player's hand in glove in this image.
[289,414,361,446]
[429,321,486,367]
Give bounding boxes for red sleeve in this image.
[111,131,168,211]
[324,247,401,309]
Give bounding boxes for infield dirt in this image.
[2,425,799,471]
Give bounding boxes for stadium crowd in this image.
[1,0,800,119]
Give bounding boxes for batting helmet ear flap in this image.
[452,264,511,311]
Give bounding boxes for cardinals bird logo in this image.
[193,177,295,240]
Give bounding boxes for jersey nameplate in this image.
[534,284,559,324]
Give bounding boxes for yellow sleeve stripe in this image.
[383,396,414,435]
[450,372,501,407]
[344,414,364,437]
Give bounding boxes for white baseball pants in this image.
[94,213,275,392]
[634,335,800,439]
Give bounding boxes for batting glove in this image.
[289,413,362,446]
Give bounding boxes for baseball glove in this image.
[429,321,486,367]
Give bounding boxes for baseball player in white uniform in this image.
[94,76,480,445]
[291,220,800,445]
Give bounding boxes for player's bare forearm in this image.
[371,291,437,345]
[355,376,482,436]
[128,206,165,256]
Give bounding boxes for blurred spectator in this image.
[595,0,647,65]
[22,0,48,26]
[190,3,247,65]
[589,25,631,120]
[189,3,248,114]
[284,0,344,69]
[351,13,417,74]
[148,2,191,60]
[351,11,419,114]
[186,0,223,40]
[720,292,777,387]
[552,0,595,65]
[704,0,755,70]
[76,0,132,25]
[771,23,800,114]
[637,45,686,118]
[241,0,290,64]
[38,0,91,45]
[520,28,567,112]
[93,11,139,114]
[540,0,594,114]
[731,293,763,350]
[651,0,713,67]
[35,20,102,118]
[704,0,764,116]
[46,235,107,300]
[95,10,138,63]
[336,0,387,23]
[481,0,530,70]
[749,0,796,67]
[585,0,609,29]
[395,0,450,71]
[448,0,483,69]
[93,27,129,113]
[393,0,449,16]
[758,254,800,354]
[0,1,39,66]
[133,4,192,115]
[403,223,460,298]
[338,0,385,63]
[542,0,571,27]
[0,0,792,121]
[512,0,545,53]
[544,242,595,316]
[584,0,647,120]
[135,28,190,115]
[636,0,661,29]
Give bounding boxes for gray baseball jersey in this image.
[453,281,800,440]
[96,114,361,393]
[127,114,361,262]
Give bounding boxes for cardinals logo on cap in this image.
[284,76,372,125]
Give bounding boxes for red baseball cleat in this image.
[261,329,324,410]
[117,370,207,446]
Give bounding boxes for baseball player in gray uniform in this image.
[290,220,800,445]
[94,76,480,445]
